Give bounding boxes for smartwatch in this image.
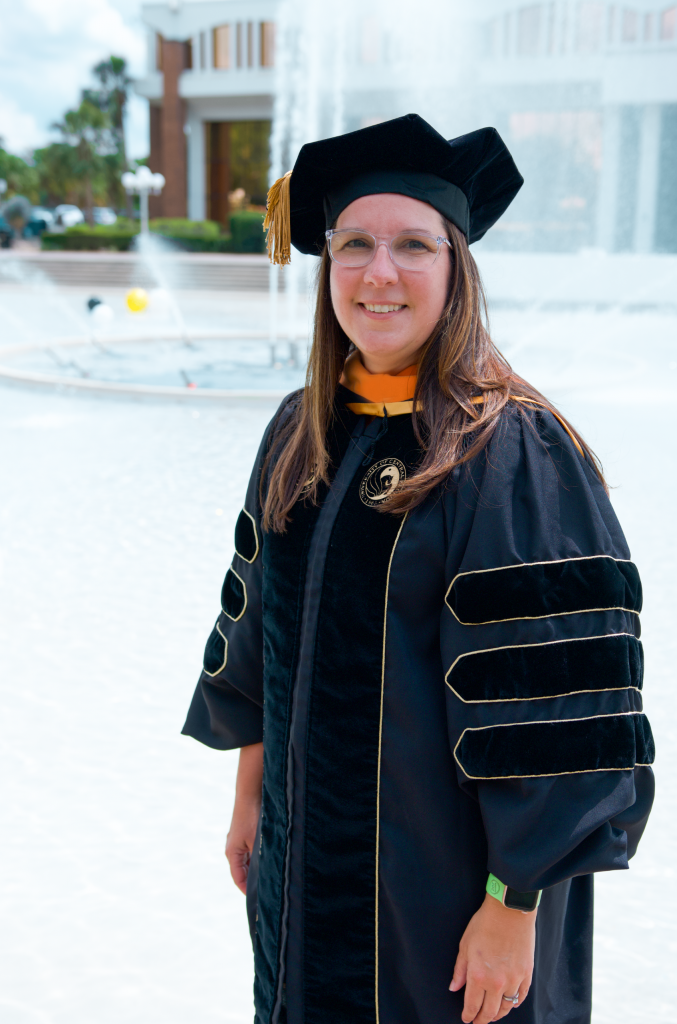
[486,873,542,913]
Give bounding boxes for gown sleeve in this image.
[182,396,295,751]
[441,404,655,892]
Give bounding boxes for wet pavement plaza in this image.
[1,280,676,1023]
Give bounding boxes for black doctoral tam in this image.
[288,112,524,252]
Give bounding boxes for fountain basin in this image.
[0,331,307,401]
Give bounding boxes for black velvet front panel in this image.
[456,712,655,779]
[447,633,643,702]
[235,508,259,563]
[446,556,642,625]
[303,416,422,1024]
[203,620,227,676]
[255,495,320,1024]
[254,409,356,1024]
[221,566,247,621]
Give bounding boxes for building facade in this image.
[135,1,277,222]
[135,0,677,252]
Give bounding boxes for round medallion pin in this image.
[359,458,407,507]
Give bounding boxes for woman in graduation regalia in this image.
[183,114,654,1024]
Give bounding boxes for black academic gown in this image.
[183,392,654,1024]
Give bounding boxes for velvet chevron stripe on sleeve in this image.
[446,556,642,625]
[445,633,643,703]
[221,566,247,621]
[235,507,260,563]
[203,620,228,677]
[454,712,655,779]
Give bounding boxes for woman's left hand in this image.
[449,893,536,1023]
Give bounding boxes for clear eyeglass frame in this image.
[325,228,452,272]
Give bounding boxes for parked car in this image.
[54,204,85,229]
[92,206,117,226]
[0,212,13,248]
[24,207,55,237]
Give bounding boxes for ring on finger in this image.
[502,993,519,1006]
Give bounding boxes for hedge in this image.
[149,218,221,239]
[41,212,266,254]
[230,211,266,253]
[41,229,136,251]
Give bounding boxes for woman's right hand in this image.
[225,742,264,894]
[450,893,536,1022]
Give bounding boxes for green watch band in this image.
[486,873,542,913]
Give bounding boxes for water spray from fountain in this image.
[0,257,93,346]
[266,0,473,371]
[122,165,194,348]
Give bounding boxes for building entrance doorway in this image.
[205,120,271,227]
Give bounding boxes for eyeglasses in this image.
[325,229,451,271]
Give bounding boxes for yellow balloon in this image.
[126,287,148,313]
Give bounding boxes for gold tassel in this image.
[263,170,293,265]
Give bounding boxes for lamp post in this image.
[121,166,165,235]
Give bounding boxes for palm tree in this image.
[89,56,132,213]
[52,100,112,224]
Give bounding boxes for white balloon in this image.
[91,303,114,324]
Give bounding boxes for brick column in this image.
[148,104,164,219]
[160,40,188,218]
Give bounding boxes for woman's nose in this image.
[363,242,398,286]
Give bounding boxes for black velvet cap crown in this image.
[288,113,523,254]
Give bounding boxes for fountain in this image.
[0,243,306,400]
[0,0,675,403]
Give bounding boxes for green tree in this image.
[52,99,113,223]
[89,56,131,163]
[0,56,132,216]
[32,143,80,206]
[0,145,39,203]
[85,56,132,212]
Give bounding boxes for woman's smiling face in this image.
[329,192,451,374]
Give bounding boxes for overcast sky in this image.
[0,0,153,160]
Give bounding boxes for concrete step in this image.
[0,251,287,291]
[2,250,675,310]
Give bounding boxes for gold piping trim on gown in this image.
[375,512,408,1024]
[346,400,420,418]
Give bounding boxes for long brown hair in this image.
[262,221,603,532]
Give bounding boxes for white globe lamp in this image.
[122,167,166,235]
